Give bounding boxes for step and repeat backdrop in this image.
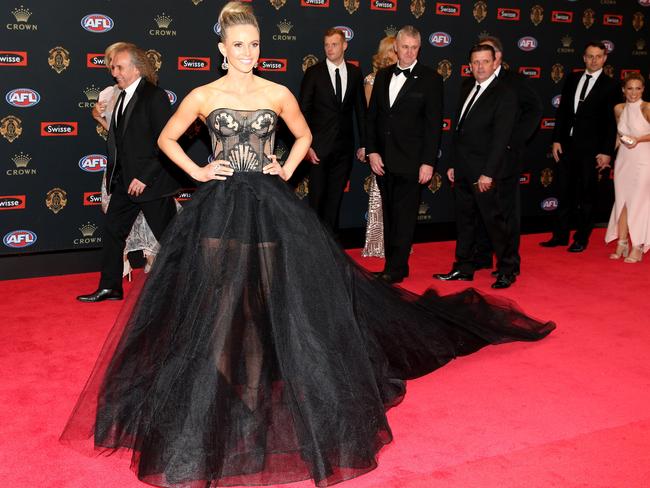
[1,0,649,254]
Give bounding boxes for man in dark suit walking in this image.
[366,25,443,284]
[78,44,180,302]
[299,27,366,235]
[472,36,543,276]
[435,44,519,288]
[540,40,619,252]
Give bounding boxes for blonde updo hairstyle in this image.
[371,36,397,73]
[218,1,259,41]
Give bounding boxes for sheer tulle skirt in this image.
[61,173,554,487]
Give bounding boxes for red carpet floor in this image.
[1,229,649,488]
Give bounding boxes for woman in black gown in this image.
[61,3,555,487]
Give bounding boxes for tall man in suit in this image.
[472,36,543,276]
[366,25,443,284]
[78,44,180,302]
[435,44,519,289]
[299,27,366,235]
[540,41,619,252]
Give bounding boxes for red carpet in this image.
[1,229,649,488]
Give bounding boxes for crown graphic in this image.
[83,85,101,101]
[12,152,31,167]
[479,30,491,39]
[154,13,172,28]
[79,222,97,237]
[561,35,573,47]
[277,19,293,34]
[12,5,32,22]
[636,39,646,50]
[384,25,398,37]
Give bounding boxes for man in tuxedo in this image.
[435,44,519,289]
[472,36,543,276]
[299,27,366,235]
[78,44,180,302]
[540,41,619,252]
[366,25,443,284]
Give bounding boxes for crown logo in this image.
[12,5,32,22]
[277,19,293,34]
[154,13,172,28]
[636,38,646,50]
[561,35,573,48]
[79,222,97,237]
[12,152,31,168]
[384,25,398,37]
[83,84,101,101]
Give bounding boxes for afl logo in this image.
[79,154,108,173]
[552,95,562,108]
[334,26,354,41]
[518,37,538,51]
[3,230,37,249]
[165,90,177,105]
[213,22,221,36]
[541,198,559,211]
[81,14,114,33]
[602,40,615,53]
[6,88,40,107]
[429,32,452,47]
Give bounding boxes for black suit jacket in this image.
[107,78,180,202]
[299,60,366,159]
[552,71,619,157]
[451,77,518,182]
[366,63,443,175]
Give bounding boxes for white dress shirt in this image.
[389,60,417,107]
[114,77,142,126]
[573,69,602,113]
[459,72,497,122]
[326,59,347,101]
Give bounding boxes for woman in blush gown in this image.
[605,72,650,263]
[61,3,555,487]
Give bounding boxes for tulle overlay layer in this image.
[61,174,554,487]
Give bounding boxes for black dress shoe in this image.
[378,273,405,284]
[539,237,569,247]
[77,288,123,302]
[434,270,474,281]
[491,274,516,289]
[567,242,586,253]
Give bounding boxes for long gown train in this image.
[61,108,555,487]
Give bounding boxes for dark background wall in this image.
[1,0,649,262]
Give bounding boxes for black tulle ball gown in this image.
[61,108,555,487]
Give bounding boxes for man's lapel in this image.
[119,78,145,136]
[391,63,421,108]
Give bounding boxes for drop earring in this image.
[221,57,229,70]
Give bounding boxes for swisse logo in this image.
[79,154,107,172]
[81,14,114,33]
[6,88,40,107]
[603,14,623,26]
[519,173,531,185]
[551,11,573,23]
[552,95,562,108]
[3,230,37,248]
[518,67,541,78]
[541,197,559,211]
[497,8,520,20]
[178,57,210,70]
[442,118,451,131]
[0,195,26,210]
[165,90,177,105]
[301,0,330,7]
[429,32,452,47]
[436,3,461,16]
[541,118,555,129]
[621,69,641,79]
[0,51,28,66]
[86,53,106,68]
[176,189,196,201]
[370,0,397,11]
[258,58,287,72]
[603,40,615,53]
[518,37,538,51]
[83,192,102,206]
[460,64,472,77]
[335,26,354,41]
[41,122,78,136]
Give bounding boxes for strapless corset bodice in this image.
[206,108,277,172]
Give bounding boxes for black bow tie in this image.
[393,66,411,78]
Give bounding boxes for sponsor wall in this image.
[1,0,649,254]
